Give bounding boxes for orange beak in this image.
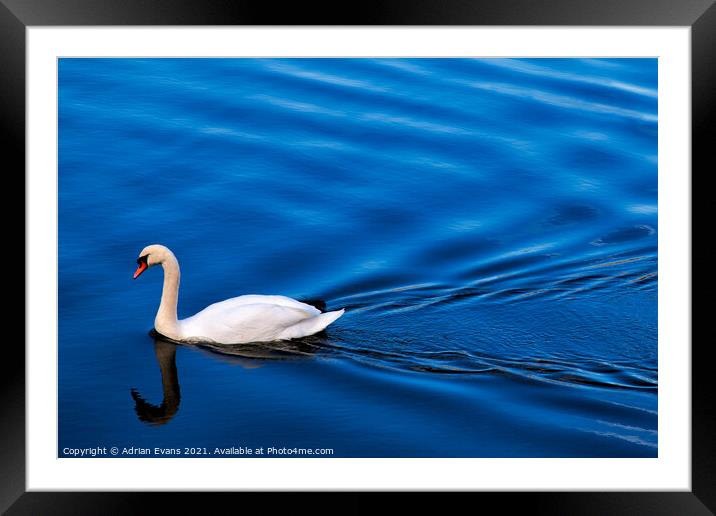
[133,261,148,279]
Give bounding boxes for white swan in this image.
[133,244,344,344]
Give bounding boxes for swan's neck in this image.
[155,255,181,340]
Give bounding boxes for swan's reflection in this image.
[130,339,180,426]
[131,331,329,426]
[196,333,327,365]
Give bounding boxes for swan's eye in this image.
[137,255,149,266]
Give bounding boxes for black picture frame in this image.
[3,0,710,513]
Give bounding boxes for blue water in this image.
[58,58,657,458]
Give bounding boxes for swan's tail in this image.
[279,309,345,340]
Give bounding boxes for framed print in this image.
[4,0,711,513]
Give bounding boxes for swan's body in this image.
[134,244,344,345]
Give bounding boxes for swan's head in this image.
[133,244,175,279]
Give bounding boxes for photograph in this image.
[58,57,658,459]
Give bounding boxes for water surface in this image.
[59,58,657,457]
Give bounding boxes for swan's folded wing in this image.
[204,295,321,316]
[247,295,322,316]
[180,303,313,344]
[278,309,344,340]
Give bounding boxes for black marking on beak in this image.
[134,254,150,279]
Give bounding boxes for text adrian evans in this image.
[61,446,335,457]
